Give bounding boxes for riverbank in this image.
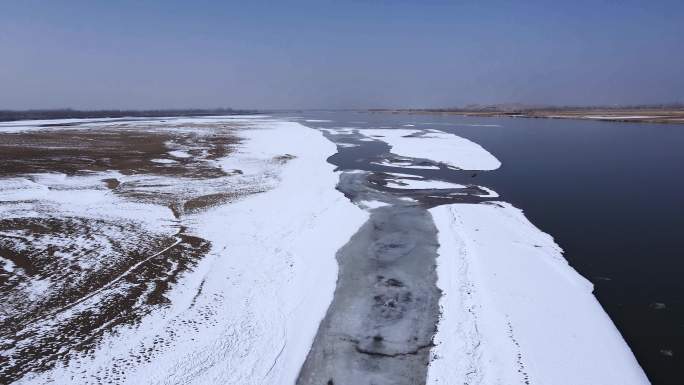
[2,116,366,384]
[369,107,684,124]
[298,116,649,385]
[2,113,656,384]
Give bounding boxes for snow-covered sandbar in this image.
[15,118,367,385]
[428,202,649,384]
[360,128,501,170]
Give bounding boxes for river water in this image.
[291,111,683,385]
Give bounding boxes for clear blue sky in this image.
[1,0,682,109]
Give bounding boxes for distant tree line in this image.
[0,108,257,122]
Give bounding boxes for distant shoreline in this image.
[3,107,684,125]
[368,107,684,124]
[0,108,256,122]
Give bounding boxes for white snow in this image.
[0,172,175,235]
[336,143,359,148]
[150,158,178,164]
[384,177,498,197]
[360,129,501,170]
[320,127,357,135]
[1,256,17,273]
[0,115,275,134]
[357,200,390,209]
[0,118,121,133]
[370,160,440,170]
[386,178,466,190]
[427,202,649,385]
[168,150,192,158]
[383,172,421,178]
[477,185,500,198]
[20,118,367,385]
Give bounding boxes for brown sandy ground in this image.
[0,119,273,383]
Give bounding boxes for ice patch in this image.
[336,143,359,148]
[386,179,466,190]
[477,185,499,198]
[357,200,389,209]
[427,202,649,385]
[322,127,357,135]
[1,257,17,273]
[360,129,501,171]
[150,158,178,164]
[371,160,440,170]
[168,150,192,158]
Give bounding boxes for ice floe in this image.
[357,200,390,209]
[386,178,466,190]
[360,129,501,170]
[370,160,440,170]
[428,202,649,385]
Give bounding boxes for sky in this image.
[1,0,683,110]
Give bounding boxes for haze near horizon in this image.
[1,0,683,110]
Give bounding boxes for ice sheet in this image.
[427,202,649,385]
[360,129,501,170]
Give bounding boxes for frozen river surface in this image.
[2,112,677,384]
